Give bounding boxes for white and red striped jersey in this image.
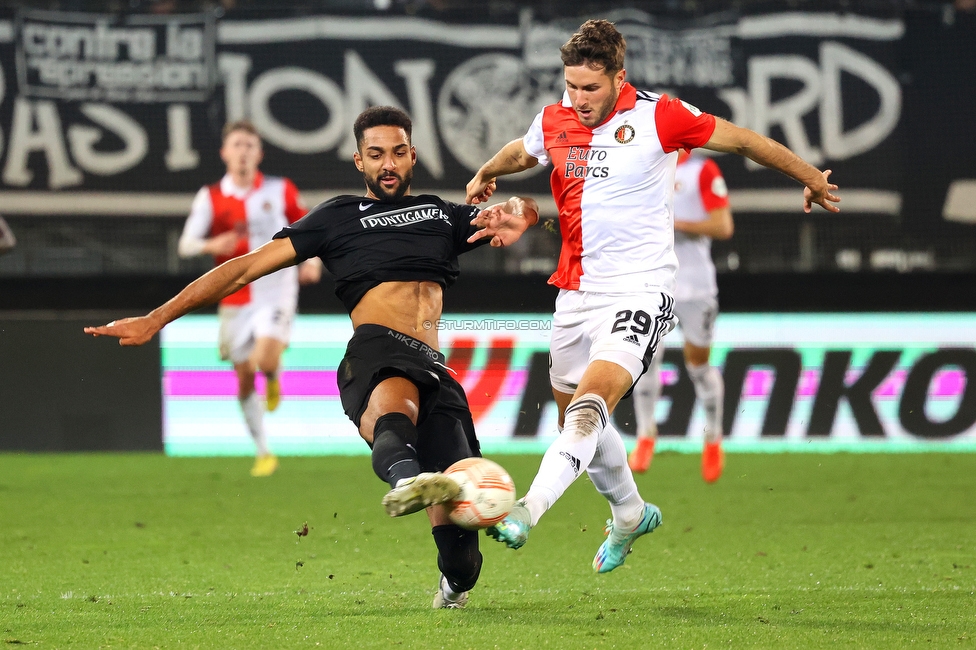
[673,151,729,301]
[522,83,716,293]
[180,172,307,307]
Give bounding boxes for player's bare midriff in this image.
[350,280,443,349]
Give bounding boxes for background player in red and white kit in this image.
[465,19,839,572]
[629,151,734,482]
[178,120,322,477]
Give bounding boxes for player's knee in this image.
[683,344,712,367]
[564,393,610,437]
[372,412,418,446]
[433,524,482,593]
[257,361,278,376]
[255,353,281,376]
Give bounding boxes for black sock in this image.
[432,524,482,593]
[371,412,421,488]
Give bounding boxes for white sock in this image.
[687,363,724,443]
[633,345,664,440]
[587,422,647,529]
[442,579,463,600]
[240,392,270,456]
[523,393,609,527]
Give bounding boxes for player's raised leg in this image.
[359,377,459,516]
[490,359,630,549]
[488,386,614,549]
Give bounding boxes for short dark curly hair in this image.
[560,19,626,75]
[353,106,413,150]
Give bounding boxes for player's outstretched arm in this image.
[85,238,300,346]
[467,196,540,248]
[703,118,840,214]
[466,139,538,205]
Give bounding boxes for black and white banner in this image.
[0,8,970,221]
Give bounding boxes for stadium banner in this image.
[0,9,910,215]
[161,313,976,456]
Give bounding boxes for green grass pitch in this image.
[2,452,975,648]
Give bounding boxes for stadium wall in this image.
[0,314,163,451]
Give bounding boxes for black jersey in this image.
[273,194,486,313]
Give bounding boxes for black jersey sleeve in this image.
[272,198,337,262]
[446,200,490,255]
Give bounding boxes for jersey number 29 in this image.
[611,309,652,335]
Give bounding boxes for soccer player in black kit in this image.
[85,106,539,609]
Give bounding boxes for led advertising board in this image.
[161,313,976,455]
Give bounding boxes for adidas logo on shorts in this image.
[623,334,641,345]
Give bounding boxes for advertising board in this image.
[161,313,976,455]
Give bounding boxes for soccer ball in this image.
[445,457,517,530]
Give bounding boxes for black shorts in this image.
[337,324,481,472]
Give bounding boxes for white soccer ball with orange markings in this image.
[445,457,517,530]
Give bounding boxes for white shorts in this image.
[674,297,719,348]
[218,302,295,365]
[549,289,677,394]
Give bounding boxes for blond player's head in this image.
[220,119,263,179]
[560,20,627,127]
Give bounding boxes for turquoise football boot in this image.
[592,503,662,573]
[486,500,531,549]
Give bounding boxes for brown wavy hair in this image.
[560,19,626,75]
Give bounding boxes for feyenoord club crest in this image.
[614,124,635,144]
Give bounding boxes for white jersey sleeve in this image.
[521,111,549,166]
[178,187,214,258]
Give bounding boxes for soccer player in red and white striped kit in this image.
[178,120,322,477]
[465,19,839,572]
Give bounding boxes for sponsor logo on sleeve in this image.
[679,100,703,116]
